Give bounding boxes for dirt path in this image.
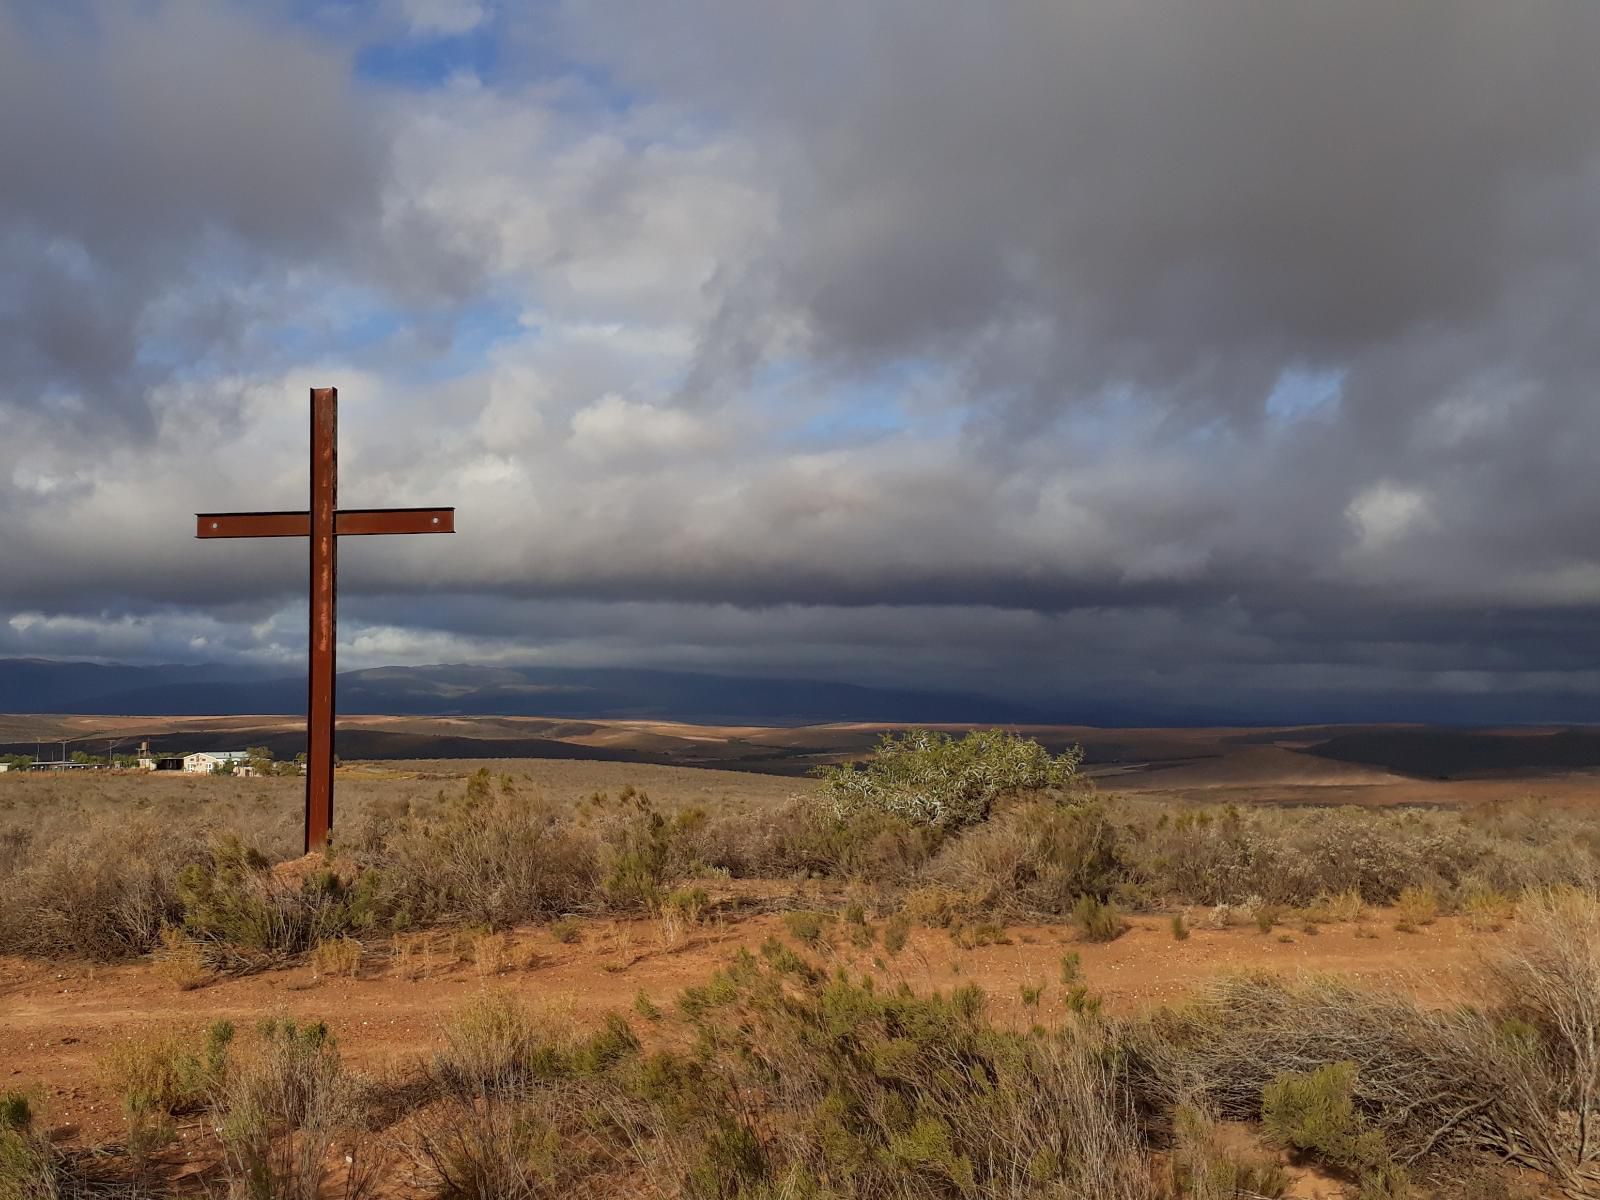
[0,909,1488,1152]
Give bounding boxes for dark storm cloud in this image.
[5,0,1600,720]
[0,0,387,430]
[564,1,1600,407]
[543,2,1600,659]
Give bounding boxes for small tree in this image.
[245,746,274,776]
[816,728,1085,832]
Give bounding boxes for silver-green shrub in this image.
[816,728,1084,831]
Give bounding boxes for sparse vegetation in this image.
[1072,893,1126,942]
[882,911,911,954]
[1461,884,1518,932]
[1252,900,1281,934]
[102,1021,234,1169]
[153,924,211,990]
[310,934,363,979]
[214,1018,375,1200]
[0,1089,71,1199]
[816,727,1086,832]
[7,735,1600,967]
[1261,1061,1409,1197]
[1394,885,1440,931]
[1142,895,1600,1198]
[0,818,200,960]
[4,890,1600,1195]
[1162,1102,1289,1199]
[370,772,603,931]
[8,739,1600,1195]
[782,909,832,946]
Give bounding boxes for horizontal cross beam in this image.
[196,508,455,538]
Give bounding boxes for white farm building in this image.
[182,751,254,775]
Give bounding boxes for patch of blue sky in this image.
[474,2,642,114]
[556,62,640,117]
[755,358,964,448]
[197,289,524,381]
[241,296,405,364]
[324,294,527,383]
[797,393,911,443]
[283,1,492,84]
[356,27,499,88]
[1265,367,1344,425]
[421,296,527,376]
[343,1,639,115]
[748,357,810,395]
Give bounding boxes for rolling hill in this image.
[0,659,1054,725]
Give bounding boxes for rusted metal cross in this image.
[196,387,454,853]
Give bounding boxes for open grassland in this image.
[0,759,800,863]
[3,732,1600,1197]
[13,712,1600,790]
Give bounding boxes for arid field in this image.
[3,727,1599,1198]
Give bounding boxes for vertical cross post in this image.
[196,387,454,855]
[307,387,338,853]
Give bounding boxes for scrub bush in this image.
[816,728,1084,832]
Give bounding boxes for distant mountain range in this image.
[0,658,1068,724]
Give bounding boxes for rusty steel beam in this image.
[196,511,311,538]
[193,385,455,856]
[339,508,455,536]
[196,508,455,538]
[306,387,338,854]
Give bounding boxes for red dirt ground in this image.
[1,907,1485,1154]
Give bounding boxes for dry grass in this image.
[11,892,1600,1197]
[101,1019,234,1170]
[656,885,709,951]
[471,932,509,978]
[432,991,551,1096]
[1482,886,1600,1195]
[392,931,436,980]
[12,743,1600,1198]
[5,741,1600,992]
[1393,885,1441,932]
[0,818,199,960]
[214,1018,378,1200]
[0,1090,96,1199]
[1462,885,1519,932]
[1160,1103,1289,1200]
[1305,888,1367,924]
[309,935,363,980]
[548,917,582,945]
[152,925,212,991]
[1139,894,1600,1199]
[370,780,603,930]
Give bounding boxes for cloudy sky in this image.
[4,0,1600,722]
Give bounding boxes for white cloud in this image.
[388,86,777,326]
[568,393,712,459]
[5,3,1600,720]
[398,0,489,37]
[1346,482,1434,552]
